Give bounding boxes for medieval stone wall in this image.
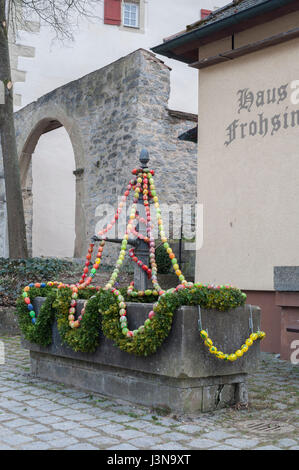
[5,49,197,267]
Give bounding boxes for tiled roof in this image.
[186,0,271,33]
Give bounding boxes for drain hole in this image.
[248,422,281,432]
[238,420,295,435]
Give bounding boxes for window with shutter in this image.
[104,0,122,25]
[123,2,139,28]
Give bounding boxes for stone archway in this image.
[19,114,86,258]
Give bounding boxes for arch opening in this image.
[20,118,85,258]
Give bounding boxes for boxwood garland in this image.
[100,288,174,356]
[15,287,56,347]
[54,287,101,353]
[100,284,246,356]
[16,284,246,356]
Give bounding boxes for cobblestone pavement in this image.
[0,336,298,450]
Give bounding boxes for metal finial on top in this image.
[139,149,149,168]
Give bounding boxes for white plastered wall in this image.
[196,32,299,291]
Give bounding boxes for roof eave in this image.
[151,0,296,63]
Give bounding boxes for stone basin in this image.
[22,300,261,413]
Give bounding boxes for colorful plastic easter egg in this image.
[200,330,208,340]
[209,346,217,355]
[228,354,237,361]
[204,338,213,348]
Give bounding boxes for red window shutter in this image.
[200,9,212,20]
[104,0,121,25]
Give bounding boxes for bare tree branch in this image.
[7,0,101,41]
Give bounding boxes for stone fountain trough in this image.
[22,299,261,413]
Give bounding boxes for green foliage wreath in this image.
[100,288,173,356]
[54,287,101,353]
[15,287,56,347]
[100,285,246,356]
[16,284,246,356]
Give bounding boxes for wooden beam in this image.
[190,26,299,70]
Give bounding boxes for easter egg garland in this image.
[199,329,266,361]
[54,287,101,353]
[16,161,261,357]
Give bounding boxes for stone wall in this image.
[2,49,197,269]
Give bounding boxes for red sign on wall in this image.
[104,0,122,25]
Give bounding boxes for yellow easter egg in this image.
[245,338,253,347]
[200,330,208,340]
[228,354,237,362]
[209,346,217,355]
[235,349,243,357]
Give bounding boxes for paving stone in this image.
[3,418,32,428]
[20,441,52,450]
[0,444,14,450]
[0,412,18,422]
[176,424,204,435]
[111,429,146,440]
[142,424,169,434]
[214,444,240,450]
[201,430,234,441]
[277,438,298,448]
[151,442,189,450]
[51,437,79,449]
[224,438,260,449]
[163,432,191,441]
[0,399,25,409]
[127,436,162,448]
[37,403,65,412]
[30,389,52,397]
[273,403,288,410]
[1,433,33,446]
[88,436,119,448]
[65,443,100,450]
[39,431,67,442]
[107,443,139,450]
[52,421,79,431]
[61,413,96,422]
[188,438,218,449]
[68,403,90,410]
[82,419,107,428]
[256,445,282,450]
[13,407,48,418]
[35,415,64,425]
[109,414,136,423]
[101,423,126,435]
[70,427,100,439]
[16,423,49,434]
